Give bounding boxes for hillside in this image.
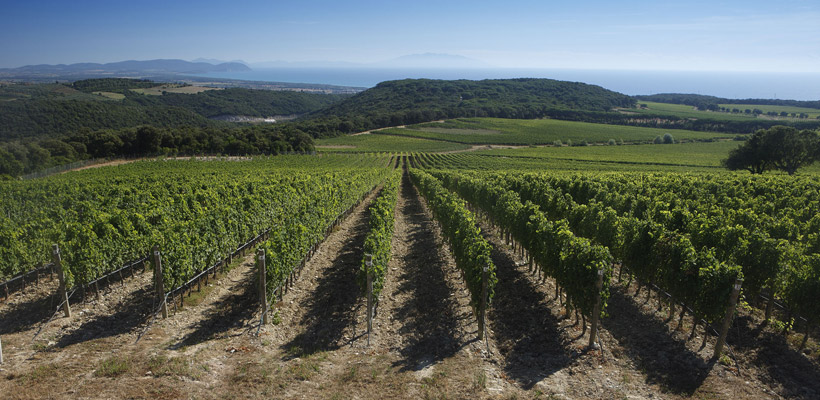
[298,78,636,137]
[0,79,345,140]
[151,88,344,118]
[0,79,337,176]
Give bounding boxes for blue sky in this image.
[2,0,819,72]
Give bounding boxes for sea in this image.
[195,68,820,101]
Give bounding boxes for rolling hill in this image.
[298,78,636,137]
[0,79,345,140]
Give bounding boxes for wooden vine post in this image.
[478,263,489,340]
[257,249,268,325]
[365,253,374,347]
[589,268,604,349]
[764,284,776,323]
[714,278,743,360]
[0,336,4,364]
[52,244,71,318]
[152,246,168,319]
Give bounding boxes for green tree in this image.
[134,126,162,155]
[663,133,675,144]
[723,126,820,175]
[25,143,51,171]
[723,133,770,174]
[768,127,819,175]
[0,147,24,176]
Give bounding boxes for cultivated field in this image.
[130,84,221,96]
[631,101,756,121]
[316,133,471,153]
[2,121,820,399]
[472,140,741,168]
[379,117,732,145]
[719,104,820,119]
[632,101,820,121]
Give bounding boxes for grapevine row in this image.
[431,170,742,329]
[0,156,391,294]
[358,170,401,301]
[409,169,497,312]
[536,173,819,327]
[427,170,612,320]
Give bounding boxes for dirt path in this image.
[368,174,515,397]
[70,159,137,172]
[0,262,155,353]
[271,187,379,352]
[158,255,261,350]
[0,261,161,399]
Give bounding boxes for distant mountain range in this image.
[0,59,250,79]
[0,53,490,81]
[191,58,249,66]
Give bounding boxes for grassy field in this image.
[381,117,732,145]
[473,140,740,168]
[419,153,726,173]
[92,91,126,100]
[629,101,755,121]
[316,133,471,153]
[630,101,820,120]
[130,84,220,96]
[323,117,820,173]
[426,141,820,174]
[719,103,820,119]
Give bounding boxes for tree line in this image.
[0,125,314,178]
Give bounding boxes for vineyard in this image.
[1,151,819,399]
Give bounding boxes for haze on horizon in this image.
[2,0,819,74]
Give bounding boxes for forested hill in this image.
[153,88,342,118]
[0,79,346,140]
[298,78,636,136]
[635,93,820,110]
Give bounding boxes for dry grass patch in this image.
[131,85,220,96]
[92,91,125,100]
[94,355,131,377]
[146,354,202,380]
[27,363,61,382]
